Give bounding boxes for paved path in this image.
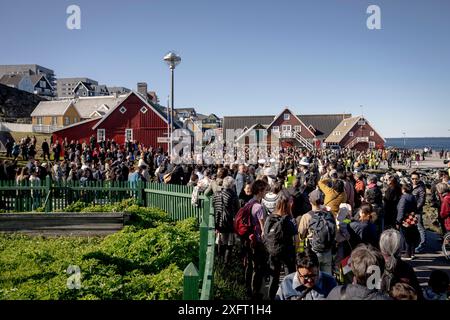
[379,153,449,171]
[410,231,450,287]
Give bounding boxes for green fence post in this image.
[45,176,52,213]
[199,197,210,281]
[183,262,200,300]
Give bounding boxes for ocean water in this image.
[385,137,450,150]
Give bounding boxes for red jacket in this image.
[440,193,450,232]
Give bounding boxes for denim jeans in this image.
[416,213,426,250]
[315,250,333,275]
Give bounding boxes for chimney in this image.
[137,82,148,101]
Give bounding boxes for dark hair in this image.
[271,181,282,194]
[388,176,399,188]
[428,270,449,293]
[251,179,268,196]
[331,179,345,193]
[275,189,291,216]
[401,183,412,193]
[296,249,320,270]
[217,167,228,180]
[350,244,385,286]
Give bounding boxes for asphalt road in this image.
[410,230,450,287]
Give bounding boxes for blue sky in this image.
[1,0,449,138]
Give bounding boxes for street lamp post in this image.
[163,51,181,158]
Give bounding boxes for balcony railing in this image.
[32,124,63,133]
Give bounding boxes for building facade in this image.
[52,92,180,151]
[223,108,353,150]
[0,64,56,86]
[0,74,34,93]
[31,94,127,133]
[56,78,98,98]
[30,75,54,97]
[324,116,385,151]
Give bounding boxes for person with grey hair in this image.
[379,229,423,299]
[327,243,391,300]
[212,175,239,264]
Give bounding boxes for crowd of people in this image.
[1,136,450,300]
[209,153,450,300]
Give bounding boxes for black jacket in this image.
[348,220,379,248]
[412,181,426,213]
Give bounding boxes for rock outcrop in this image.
[0,83,47,122]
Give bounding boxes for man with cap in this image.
[297,189,336,274]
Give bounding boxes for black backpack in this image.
[263,214,286,257]
[308,211,336,253]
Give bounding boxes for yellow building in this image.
[30,95,126,133]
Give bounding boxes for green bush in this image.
[0,216,199,300]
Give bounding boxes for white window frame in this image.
[73,117,78,123]
[370,131,375,136]
[294,125,301,132]
[52,116,58,125]
[120,106,127,114]
[125,128,133,142]
[349,131,354,137]
[283,113,290,120]
[272,126,279,132]
[282,125,292,132]
[140,106,148,114]
[37,117,43,125]
[369,141,376,149]
[40,80,46,88]
[64,116,70,125]
[97,129,105,142]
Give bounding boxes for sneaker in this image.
[415,247,425,254]
[401,254,412,261]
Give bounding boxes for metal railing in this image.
[346,136,369,149]
[32,124,64,133]
[279,130,314,150]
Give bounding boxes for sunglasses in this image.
[298,273,317,281]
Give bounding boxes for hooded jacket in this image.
[318,179,347,214]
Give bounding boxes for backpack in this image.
[234,201,255,237]
[308,211,336,253]
[263,214,286,257]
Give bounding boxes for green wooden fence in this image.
[0,178,216,300]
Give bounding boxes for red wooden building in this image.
[52,91,177,151]
[324,116,385,151]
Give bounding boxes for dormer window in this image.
[284,113,290,120]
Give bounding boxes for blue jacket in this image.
[396,193,417,224]
[275,271,337,300]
